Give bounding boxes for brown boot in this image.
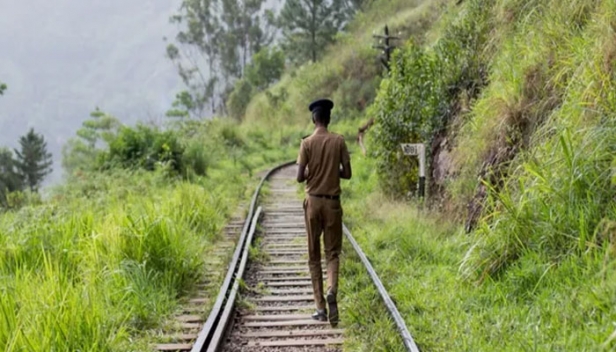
[326,292,338,326]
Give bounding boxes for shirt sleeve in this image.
[340,137,350,165]
[297,139,309,165]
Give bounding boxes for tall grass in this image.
[460,0,616,277]
[0,169,232,350]
[341,154,616,351]
[0,118,295,350]
[331,0,616,350]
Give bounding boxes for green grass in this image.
[0,170,228,351]
[0,118,294,351]
[340,154,616,351]
[237,0,616,350]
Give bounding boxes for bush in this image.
[104,125,185,174]
[369,0,492,197]
[369,44,448,196]
[245,48,286,90]
[218,122,246,149]
[182,140,210,177]
[4,190,42,210]
[227,79,255,121]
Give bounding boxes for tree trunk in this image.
[357,118,374,156]
[311,0,317,62]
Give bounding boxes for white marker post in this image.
[400,143,425,198]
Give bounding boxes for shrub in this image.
[245,48,286,90]
[182,140,210,177]
[369,0,493,197]
[4,190,42,210]
[218,122,246,149]
[104,125,185,174]
[227,79,255,121]
[370,43,447,196]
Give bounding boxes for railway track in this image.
[155,162,419,352]
[154,212,247,351]
[222,166,343,351]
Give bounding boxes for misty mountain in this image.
[0,0,183,182]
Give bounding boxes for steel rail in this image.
[191,161,296,352]
[343,224,420,352]
[206,206,262,352]
[194,160,419,352]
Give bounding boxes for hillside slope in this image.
[238,0,616,350]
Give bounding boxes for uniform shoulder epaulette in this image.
[301,134,311,140]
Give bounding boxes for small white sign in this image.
[401,143,423,156]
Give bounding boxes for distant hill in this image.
[0,0,183,182]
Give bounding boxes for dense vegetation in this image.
[166,0,368,117]
[1,171,227,350]
[0,126,53,208]
[0,111,296,350]
[363,0,616,283]
[236,0,616,350]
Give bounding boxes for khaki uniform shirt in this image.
[297,127,350,196]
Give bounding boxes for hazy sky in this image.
[0,0,184,181]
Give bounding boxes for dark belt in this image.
[309,194,340,200]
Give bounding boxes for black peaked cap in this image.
[308,99,334,113]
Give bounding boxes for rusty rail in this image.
[190,161,296,352]
[343,224,420,352]
[188,161,418,352]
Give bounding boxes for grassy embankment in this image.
[240,0,616,350]
[0,120,295,351]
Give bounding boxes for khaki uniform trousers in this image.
[303,195,343,310]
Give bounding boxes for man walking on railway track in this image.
[296,98,352,327]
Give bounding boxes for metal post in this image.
[384,25,391,64]
[372,25,400,71]
[418,144,425,198]
[400,143,426,199]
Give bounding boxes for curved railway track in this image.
[155,162,419,352]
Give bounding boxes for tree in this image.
[0,82,6,95]
[0,148,22,206]
[165,91,195,119]
[227,79,255,120]
[245,47,285,90]
[62,108,120,173]
[168,0,221,117]
[219,0,271,77]
[168,0,274,117]
[277,0,349,64]
[226,47,285,119]
[14,129,53,191]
